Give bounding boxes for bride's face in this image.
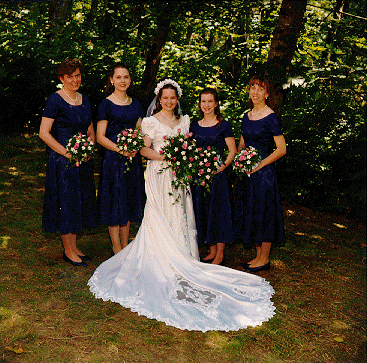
[160,88,178,113]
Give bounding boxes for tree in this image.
[267,0,308,83]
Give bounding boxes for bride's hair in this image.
[198,88,223,129]
[153,84,181,119]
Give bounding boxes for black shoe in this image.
[200,258,214,263]
[63,252,88,267]
[79,254,92,261]
[245,262,270,272]
[111,249,115,257]
[239,262,250,269]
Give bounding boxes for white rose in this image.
[176,161,180,165]
[183,156,187,160]
[206,175,211,179]
[174,147,179,152]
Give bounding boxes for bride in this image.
[88,79,276,332]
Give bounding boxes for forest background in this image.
[0,0,366,220]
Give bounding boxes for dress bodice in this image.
[42,93,92,147]
[190,120,234,158]
[141,115,190,153]
[241,113,283,158]
[97,98,144,143]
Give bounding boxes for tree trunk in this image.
[85,0,99,31]
[48,0,74,36]
[267,0,308,83]
[266,0,307,114]
[137,3,175,107]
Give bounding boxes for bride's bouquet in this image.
[232,146,261,177]
[117,127,145,172]
[65,132,95,168]
[159,129,198,200]
[194,146,221,194]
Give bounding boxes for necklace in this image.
[251,104,267,115]
[201,115,217,127]
[161,111,176,124]
[112,92,129,104]
[62,88,78,103]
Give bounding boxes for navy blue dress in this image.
[190,120,234,245]
[234,113,285,246]
[42,93,98,234]
[97,98,145,226]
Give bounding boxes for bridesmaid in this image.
[234,75,286,272]
[190,88,236,265]
[96,64,145,255]
[39,58,98,267]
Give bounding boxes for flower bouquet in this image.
[193,146,221,194]
[159,129,198,201]
[65,132,95,168]
[232,146,261,177]
[117,127,145,172]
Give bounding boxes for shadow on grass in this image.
[0,134,366,363]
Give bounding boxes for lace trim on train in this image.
[170,275,222,318]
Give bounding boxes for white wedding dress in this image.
[88,115,275,332]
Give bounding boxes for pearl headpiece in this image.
[154,78,183,98]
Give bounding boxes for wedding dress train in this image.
[88,115,275,332]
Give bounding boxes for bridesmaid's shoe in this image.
[111,250,115,257]
[200,258,214,263]
[63,252,88,267]
[239,262,250,269]
[245,262,270,272]
[79,255,92,261]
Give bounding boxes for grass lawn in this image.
[0,133,366,363]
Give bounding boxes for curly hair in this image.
[57,59,83,78]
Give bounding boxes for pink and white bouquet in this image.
[65,132,95,168]
[193,146,221,194]
[233,146,262,177]
[159,129,198,199]
[117,127,145,172]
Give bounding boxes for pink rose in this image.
[239,155,245,161]
[177,128,181,133]
[205,162,210,167]
[198,147,202,151]
[159,150,164,154]
[207,146,211,150]
[199,169,204,174]
[123,130,128,136]
[84,142,89,146]
[189,132,193,137]
[172,171,176,176]
[189,157,194,162]
[201,181,206,186]
[132,134,136,138]
[187,175,192,179]
[163,135,167,140]
[171,139,174,143]
[74,143,79,149]
[182,143,187,149]
[235,162,239,166]
[213,157,217,161]
[200,153,204,157]
[173,157,176,161]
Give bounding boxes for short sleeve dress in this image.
[190,120,234,245]
[233,113,285,246]
[42,93,98,234]
[97,98,145,226]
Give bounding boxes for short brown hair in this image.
[58,58,83,78]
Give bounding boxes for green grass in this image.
[0,133,366,363]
